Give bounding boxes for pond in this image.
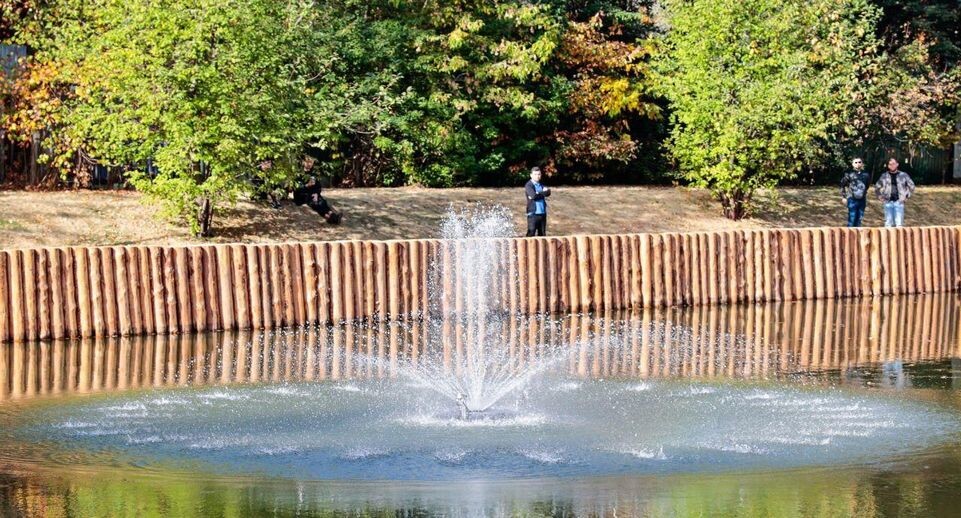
[1,294,961,517]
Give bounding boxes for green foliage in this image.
[653,0,883,219]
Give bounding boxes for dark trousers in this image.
[526,214,547,236]
[847,197,866,227]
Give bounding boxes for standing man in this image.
[874,157,916,228]
[839,157,871,227]
[525,166,551,236]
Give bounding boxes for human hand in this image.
[842,197,847,205]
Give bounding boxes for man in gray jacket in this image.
[874,158,916,228]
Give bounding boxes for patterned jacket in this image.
[874,171,915,203]
[839,170,871,199]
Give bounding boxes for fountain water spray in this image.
[392,205,568,415]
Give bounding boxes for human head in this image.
[851,158,864,170]
[887,158,899,172]
[530,166,542,183]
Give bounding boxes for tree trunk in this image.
[197,197,213,237]
[719,190,749,220]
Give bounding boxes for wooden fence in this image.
[1,226,960,343]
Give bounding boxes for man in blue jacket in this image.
[525,166,551,236]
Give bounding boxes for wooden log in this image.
[36,249,52,340]
[576,236,592,311]
[790,231,805,300]
[229,245,249,331]
[143,248,164,335]
[639,234,653,308]
[811,230,825,299]
[22,249,39,340]
[600,236,613,311]
[375,242,388,320]
[291,243,308,325]
[113,248,132,336]
[629,235,642,308]
[516,239,528,314]
[689,233,702,306]
[280,244,296,326]
[707,232,720,305]
[99,247,119,337]
[609,236,622,310]
[770,231,783,302]
[869,229,883,297]
[823,229,836,300]
[797,230,814,299]
[745,231,757,303]
[330,242,344,323]
[933,227,944,292]
[388,241,401,319]
[878,229,891,296]
[89,248,107,337]
[301,244,318,325]
[399,241,411,318]
[889,228,901,295]
[566,237,579,313]
[661,234,674,307]
[408,240,421,318]
[906,227,918,294]
[187,247,206,332]
[539,238,550,313]
[215,245,235,330]
[240,245,260,330]
[760,230,773,302]
[265,245,282,327]
[717,232,729,304]
[351,241,365,320]
[591,236,605,311]
[171,247,191,333]
[0,251,10,342]
[858,229,872,297]
[362,241,376,319]
[921,227,933,293]
[161,248,179,334]
[314,243,331,325]
[61,248,80,338]
[652,234,665,307]
[730,230,742,303]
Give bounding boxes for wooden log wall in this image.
[1,226,960,343]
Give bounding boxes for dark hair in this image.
[887,157,899,164]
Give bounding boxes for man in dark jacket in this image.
[874,158,915,228]
[839,157,871,227]
[294,177,342,224]
[524,166,551,236]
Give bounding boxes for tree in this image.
[14,0,342,235]
[653,0,882,219]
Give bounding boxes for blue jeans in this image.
[883,201,904,227]
[846,197,866,227]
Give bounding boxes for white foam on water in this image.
[341,447,390,460]
[760,436,832,446]
[126,435,163,445]
[687,386,716,395]
[518,448,564,464]
[200,390,251,402]
[618,446,667,460]
[256,446,301,456]
[396,413,548,429]
[702,442,769,455]
[334,384,363,393]
[553,382,582,392]
[627,382,652,392]
[435,449,471,463]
